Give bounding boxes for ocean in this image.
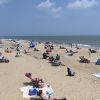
[0,36,100,48]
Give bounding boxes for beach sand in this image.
[0,39,100,100]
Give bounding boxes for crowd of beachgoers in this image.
[0,39,100,100]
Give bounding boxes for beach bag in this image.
[96,59,100,65]
[28,88,38,96]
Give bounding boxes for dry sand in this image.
[0,39,100,100]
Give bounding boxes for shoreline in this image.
[1,38,100,49]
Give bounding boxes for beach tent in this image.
[29,41,35,48]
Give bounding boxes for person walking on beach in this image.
[70,43,72,48]
[15,44,21,57]
[88,49,91,59]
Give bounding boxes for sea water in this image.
[0,36,100,48]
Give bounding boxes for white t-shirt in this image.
[0,55,4,60]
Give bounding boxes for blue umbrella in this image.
[29,41,35,48]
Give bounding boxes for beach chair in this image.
[68,53,73,56]
[88,49,96,53]
[0,58,9,63]
[59,46,66,49]
[68,50,78,54]
[96,59,100,65]
[79,56,90,63]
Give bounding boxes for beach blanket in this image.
[20,84,54,98]
[92,72,100,78]
[20,86,37,98]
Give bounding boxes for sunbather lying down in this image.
[25,73,44,88]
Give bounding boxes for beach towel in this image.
[20,86,37,98]
[92,72,100,78]
[20,84,54,98]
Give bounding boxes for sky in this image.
[0,0,100,36]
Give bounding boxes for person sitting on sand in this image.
[56,54,60,60]
[32,78,40,88]
[24,49,28,54]
[66,49,68,53]
[25,72,44,88]
[37,90,51,100]
[67,67,75,76]
[15,45,21,57]
[43,52,49,59]
[38,80,45,88]
[49,56,54,62]
[46,50,49,54]
[5,48,12,53]
[37,90,43,99]
[34,48,39,51]
[50,45,54,50]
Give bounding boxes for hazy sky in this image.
[0,0,100,36]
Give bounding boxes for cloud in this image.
[37,0,62,15]
[51,7,62,14]
[0,0,7,6]
[37,0,54,8]
[67,0,98,9]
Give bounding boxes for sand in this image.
[0,39,100,100]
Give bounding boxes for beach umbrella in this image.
[29,41,35,48]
